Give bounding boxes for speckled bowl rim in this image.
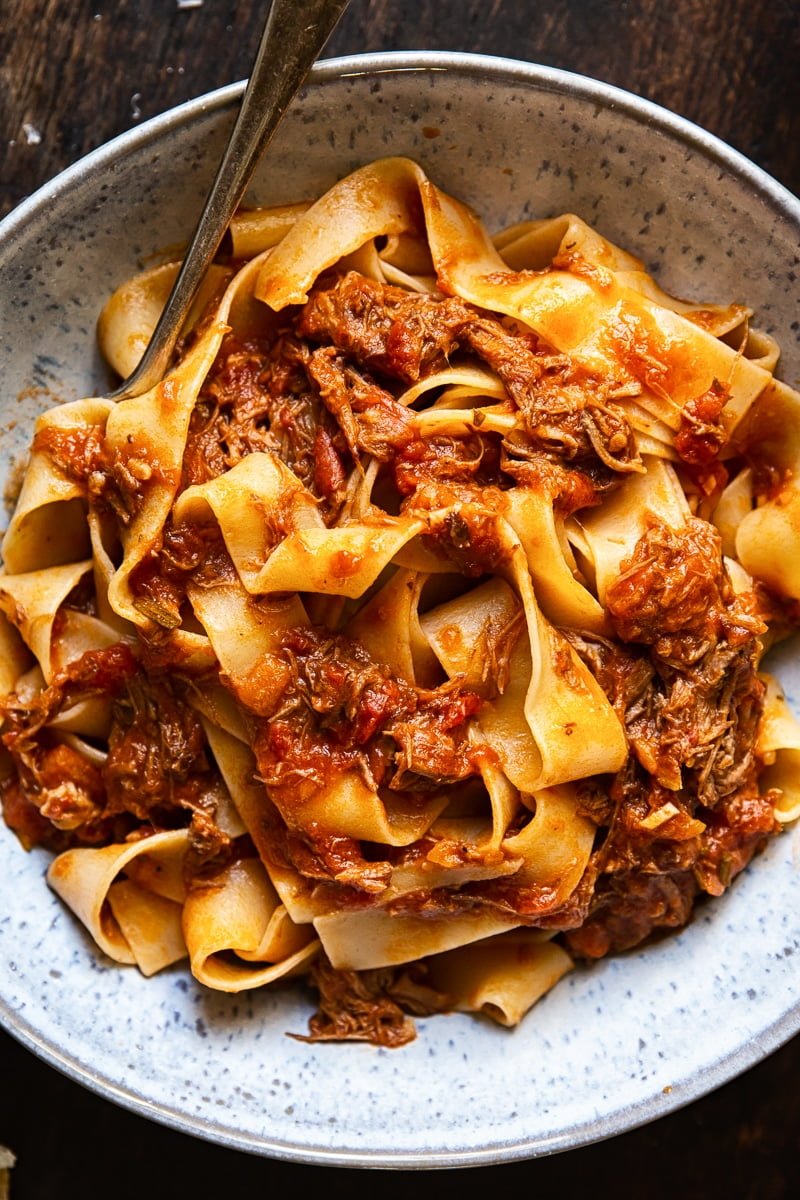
[1,51,799,1169]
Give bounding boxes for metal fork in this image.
[110,0,351,400]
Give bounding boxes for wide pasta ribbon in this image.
[47,830,190,975]
[734,380,800,599]
[3,398,113,574]
[0,560,92,681]
[424,929,573,1027]
[313,906,524,972]
[105,255,267,627]
[174,451,426,600]
[255,157,772,444]
[182,857,319,992]
[571,456,689,602]
[422,553,627,792]
[758,673,800,823]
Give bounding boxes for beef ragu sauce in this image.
[425,500,513,578]
[129,519,234,629]
[32,420,168,525]
[298,956,443,1048]
[393,431,500,497]
[560,512,776,958]
[252,627,484,897]
[674,379,731,466]
[4,264,791,1047]
[605,517,765,665]
[182,331,353,518]
[0,642,234,873]
[256,626,481,792]
[298,271,640,475]
[33,423,108,487]
[188,278,773,937]
[2,644,139,850]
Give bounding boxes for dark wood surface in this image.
[3,0,800,216]
[1,1,799,1195]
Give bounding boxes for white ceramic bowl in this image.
[1,52,799,1168]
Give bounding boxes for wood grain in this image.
[1,0,798,219]
[3,1021,799,1196]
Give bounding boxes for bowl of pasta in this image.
[1,51,799,1167]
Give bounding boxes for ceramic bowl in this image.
[1,52,799,1168]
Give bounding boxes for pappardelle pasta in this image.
[2,157,800,1045]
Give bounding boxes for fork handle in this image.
[112,0,351,400]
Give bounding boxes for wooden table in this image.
[1,1,798,1194]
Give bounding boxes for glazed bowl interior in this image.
[1,52,799,1168]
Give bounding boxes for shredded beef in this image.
[606,517,765,665]
[297,271,465,384]
[255,626,481,787]
[129,520,227,629]
[565,776,777,959]
[282,825,392,894]
[252,627,481,887]
[565,630,764,803]
[312,427,347,500]
[559,502,774,960]
[297,270,640,478]
[543,673,773,958]
[182,334,278,485]
[564,633,655,726]
[674,378,730,466]
[33,423,109,490]
[1,646,230,867]
[306,345,416,461]
[31,422,137,523]
[589,518,768,801]
[499,448,602,511]
[1,738,119,850]
[393,432,504,497]
[104,674,210,819]
[422,501,511,578]
[460,317,640,473]
[297,956,445,1047]
[2,643,138,747]
[1,778,70,853]
[694,783,779,895]
[184,332,350,516]
[651,640,765,801]
[565,868,697,958]
[1,644,138,847]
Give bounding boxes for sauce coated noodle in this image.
[2,158,799,1045]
